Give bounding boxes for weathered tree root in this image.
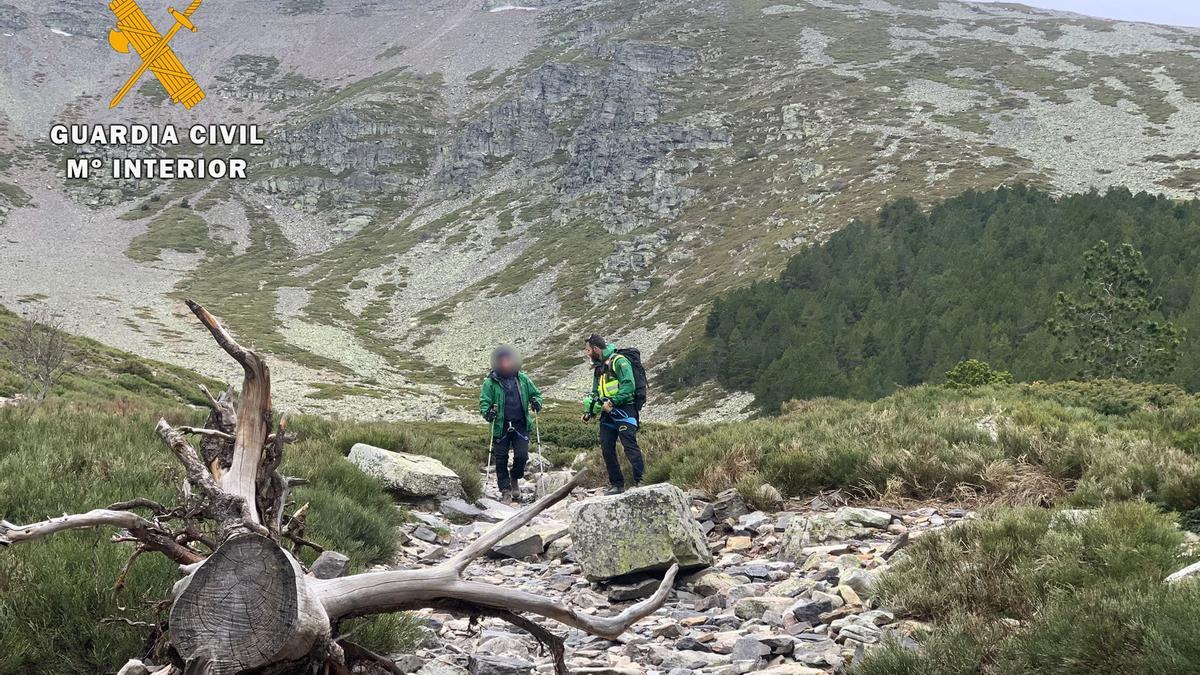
[1,300,677,674]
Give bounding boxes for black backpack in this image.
[609,347,648,411]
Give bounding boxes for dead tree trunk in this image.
[0,300,677,674]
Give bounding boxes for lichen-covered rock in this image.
[569,484,713,581]
[733,596,794,621]
[833,507,893,529]
[346,443,463,499]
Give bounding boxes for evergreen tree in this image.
[664,186,1200,411]
[1048,241,1184,380]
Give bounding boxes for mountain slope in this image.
[2,0,1199,419]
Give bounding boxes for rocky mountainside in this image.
[1,0,1199,420]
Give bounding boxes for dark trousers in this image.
[599,414,644,488]
[492,429,529,491]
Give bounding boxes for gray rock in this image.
[840,568,880,597]
[569,484,713,581]
[753,483,785,510]
[833,507,892,529]
[732,636,771,662]
[536,471,573,498]
[607,576,662,602]
[413,526,440,543]
[417,656,470,675]
[476,635,530,660]
[478,498,520,522]
[490,522,569,559]
[789,597,833,623]
[733,596,794,621]
[684,569,740,597]
[468,653,533,675]
[711,489,749,524]
[347,444,463,499]
[309,551,351,579]
[441,498,486,521]
[390,654,425,672]
[736,511,770,532]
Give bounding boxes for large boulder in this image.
[569,484,713,582]
[347,443,463,499]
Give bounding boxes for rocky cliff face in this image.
[2,0,1199,420]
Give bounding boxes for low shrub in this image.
[856,502,1198,675]
[644,384,1200,510]
[944,359,1013,389]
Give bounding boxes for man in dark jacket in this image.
[479,345,543,502]
[583,334,643,494]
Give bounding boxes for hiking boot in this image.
[631,481,644,490]
[605,486,625,496]
[508,486,523,503]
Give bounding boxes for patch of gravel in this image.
[275,286,392,378]
[203,198,252,256]
[986,80,1200,198]
[418,267,563,376]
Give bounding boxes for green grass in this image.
[125,206,219,263]
[0,401,420,673]
[0,182,30,207]
[855,502,1200,675]
[0,311,489,672]
[643,381,1200,511]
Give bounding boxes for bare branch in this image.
[155,419,264,538]
[0,509,203,565]
[0,311,74,400]
[109,498,170,514]
[447,469,589,573]
[316,564,679,641]
[0,509,151,546]
[176,427,235,442]
[185,300,271,525]
[155,420,225,500]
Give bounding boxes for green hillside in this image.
[668,186,1200,411]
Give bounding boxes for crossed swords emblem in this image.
[107,0,206,109]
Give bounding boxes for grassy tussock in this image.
[644,382,1200,511]
[856,502,1200,674]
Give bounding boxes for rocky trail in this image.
[345,445,972,675]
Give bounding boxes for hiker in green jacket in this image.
[583,334,644,494]
[479,345,542,503]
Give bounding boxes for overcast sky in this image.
[971,1,1200,28]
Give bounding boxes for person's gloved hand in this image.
[530,400,542,413]
[581,413,593,423]
[602,399,615,414]
[484,408,497,422]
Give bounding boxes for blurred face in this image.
[497,354,517,375]
[585,342,602,361]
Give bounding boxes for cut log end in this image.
[172,533,329,673]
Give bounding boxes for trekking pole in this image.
[533,409,547,477]
[484,405,496,491]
